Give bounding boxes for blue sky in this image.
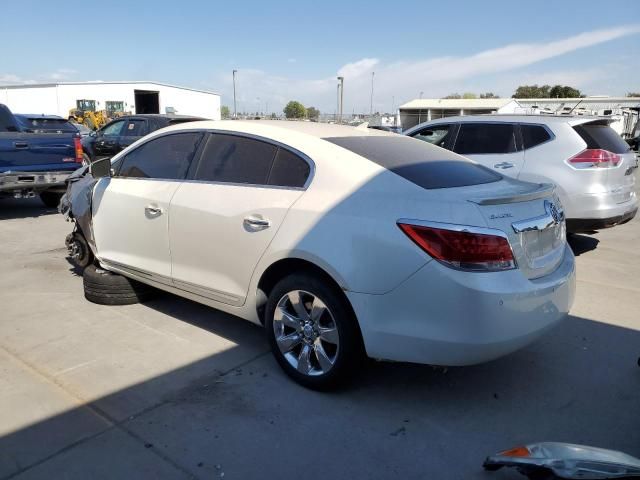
[1,0,638,113]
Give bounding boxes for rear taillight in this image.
[74,136,83,163]
[398,222,516,272]
[568,148,620,169]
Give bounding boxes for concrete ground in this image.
[0,196,638,480]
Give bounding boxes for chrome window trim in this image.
[112,128,316,191]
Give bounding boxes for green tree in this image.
[627,92,640,97]
[221,105,230,119]
[549,85,582,98]
[283,101,306,119]
[513,84,551,98]
[443,93,462,99]
[480,92,498,98]
[462,92,477,99]
[306,106,320,120]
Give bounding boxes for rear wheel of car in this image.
[83,264,156,305]
[265,273,363,390]
[39,191,63,208]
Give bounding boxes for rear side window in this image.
[411,124,454,149]
[521,124,552,149]
[17,117,76,133]
[454,123,518,154]
[325,135,501,189]
[118,132,202,179]
[573,122,630,154]
[195,134,277,185]
[267,148,310,188]
[122,119,146,137]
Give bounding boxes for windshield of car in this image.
[324,135,502,189]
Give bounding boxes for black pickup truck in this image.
[82,114,203,161]
[0,104,83,207]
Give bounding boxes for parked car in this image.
[404,115,638,232]
[62,121,575,389]
[0,104,83,207]
[82,114,204,162]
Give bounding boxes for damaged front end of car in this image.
[59,165,97,269]
[484,442,640,479]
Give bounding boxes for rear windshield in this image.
[573,122,630,154]
[324,135,502,189]
[16,116,77,133]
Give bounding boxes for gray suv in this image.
[404,115,638,232]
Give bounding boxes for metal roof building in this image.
[399,97,640,130]
[0,81,221,120]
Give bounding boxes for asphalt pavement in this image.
[0,196,638,479]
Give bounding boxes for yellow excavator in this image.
[68,99,108,130]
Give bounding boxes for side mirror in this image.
[90,157,111,178]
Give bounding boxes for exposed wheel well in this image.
[256,258,355,327]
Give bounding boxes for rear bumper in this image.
[0,170,74,194]
[567,207,637,232]
[347,245,575,366]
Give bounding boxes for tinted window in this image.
[573,122,630,154]
[521,124,552,149]
[122,119,146,137]
[118,133,202,179]
[411,124,453,148]
[15,116,77,133]
[195,134,277,185]
[454,123,518,154]
[267,148,310,188]
[325,136,501,189]
[101,121,125,136]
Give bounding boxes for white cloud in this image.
[213,25,640,113]
[47,68,77,81]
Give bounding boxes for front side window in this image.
[117,132,202,180]
[411,124,453,149]
[454,123,518,155]
[101,120,125,137]
[194,134,278,185]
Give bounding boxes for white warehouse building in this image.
[0,81,221,120]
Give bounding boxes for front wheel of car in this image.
[265,273,363,390]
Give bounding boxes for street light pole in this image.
[337,76,344,124]
[370,71,375,116]
[232,70,237,118]
[419,91,424,99]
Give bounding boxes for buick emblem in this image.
[545,200,562,224]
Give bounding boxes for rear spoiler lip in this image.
[468,183,555,205]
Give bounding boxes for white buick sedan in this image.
[66,120,576,389]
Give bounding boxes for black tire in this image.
[265,273,364,390]
[40,191,63,208]
[83,264,156,305]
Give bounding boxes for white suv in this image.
[404,115,638,232]
[64,121,575,388]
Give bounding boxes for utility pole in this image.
[337,76,344,124]
[232,70,237,118]
[370,71,375,116]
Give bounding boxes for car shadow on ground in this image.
[2,290,639,479]
[567,232,600,256]
[0,197,57,221]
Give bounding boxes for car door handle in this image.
[494,162,514,169]
[145,205,163,216]
[244,216,270,229]
[14,142,28,149]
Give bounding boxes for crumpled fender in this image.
[60,166,98,255]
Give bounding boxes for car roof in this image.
[114,114,205,122]
[160,119,397,139]
[415,114,609,126]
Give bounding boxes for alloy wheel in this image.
[273,290,340,376]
